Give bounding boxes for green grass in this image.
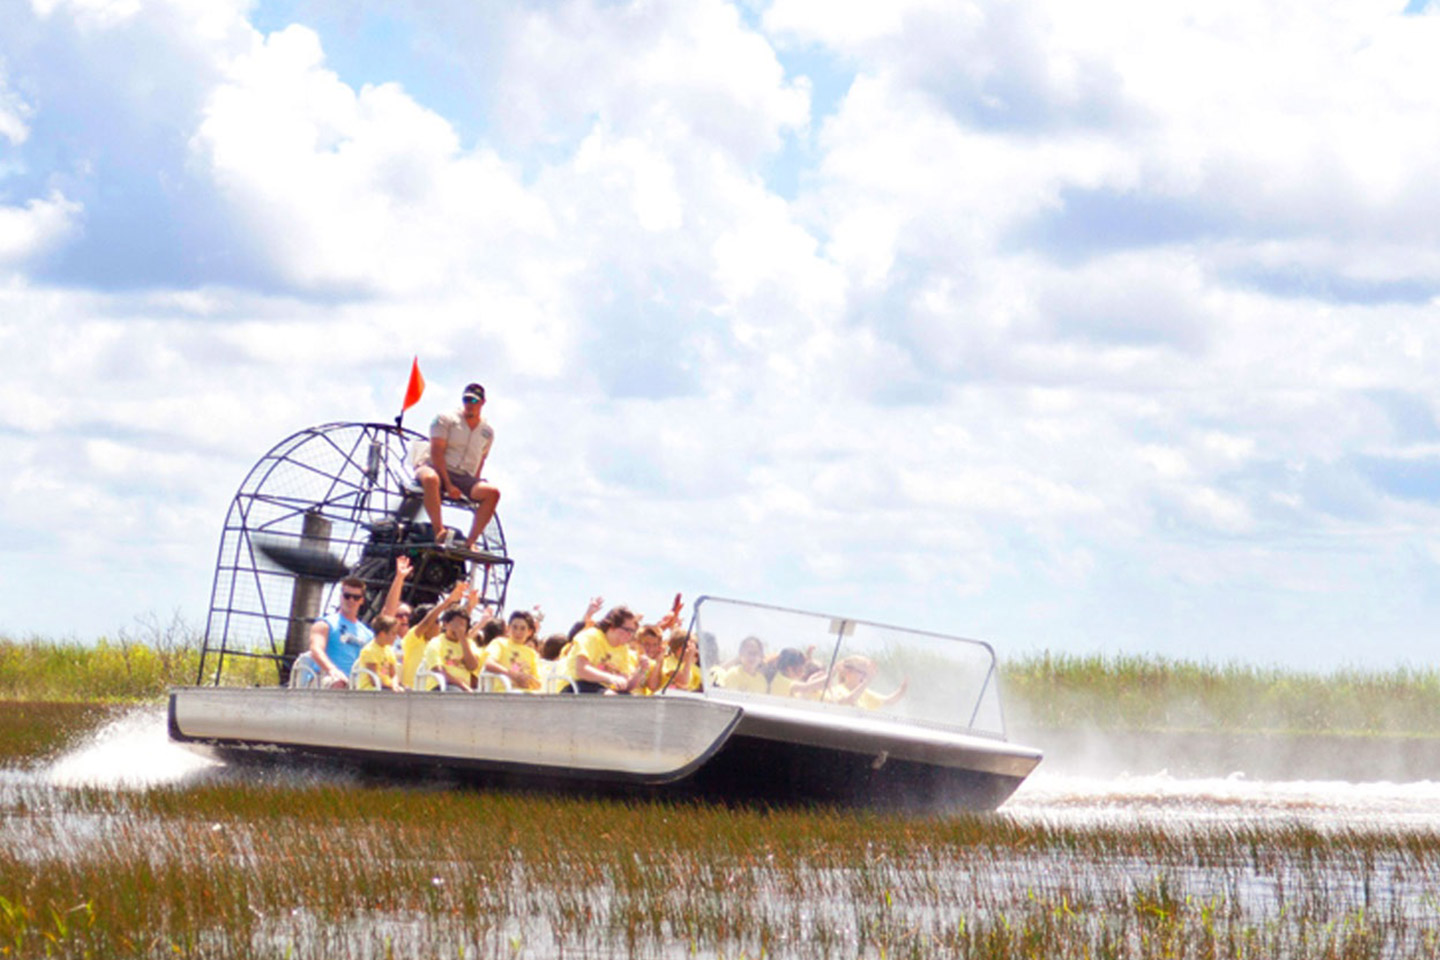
[10,625,1440,737]
[4,778,1440,958]
[0,614,201,702]
[1002,652,1440,736]
[6,658,1440,957]
[0,701,127,764]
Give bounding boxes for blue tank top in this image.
[320,611,374,676]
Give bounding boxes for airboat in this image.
[168,421,1042,809]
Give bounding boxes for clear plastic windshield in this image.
[691,596,1005,737]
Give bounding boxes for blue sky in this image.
[3,0,1440,670]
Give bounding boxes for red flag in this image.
[402,357,426,412]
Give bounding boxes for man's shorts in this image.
[443,469,481,497]
[417,465,481,498]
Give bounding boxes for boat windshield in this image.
[691,596,1005,737]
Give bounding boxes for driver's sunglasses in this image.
[342,591,365,601]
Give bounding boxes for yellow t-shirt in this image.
[482,636,541,691]
[354,641,398,690]
[568,626,635,687]
[662,653,702,692]
[769,674,795,698]
[438,635,473,687]
[715,664,768,694]
[825,682,889,710]
[399,626,431,688]
[408,637,446,690]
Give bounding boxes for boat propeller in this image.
[255,539,352,582]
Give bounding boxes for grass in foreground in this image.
[3,777,1439,959]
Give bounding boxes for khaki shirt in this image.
[415,407,494,475]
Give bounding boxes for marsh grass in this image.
[1003,652,1440,736]
[0,702,126,765]
[8,627,1440,738]
[4,780,1440,958]
[0,616,278,701]
[0,613,202,702]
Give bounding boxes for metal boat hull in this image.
[168,687,742,784]
[700,695,1041,809]
[168,687,1041,809]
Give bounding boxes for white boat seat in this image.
[289,653,322,689]
[411,669,449,693]
[475,673,513,694]
[350,664,385,691]
[543,675,578,695]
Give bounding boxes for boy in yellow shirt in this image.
[353,614,403,690]
[399,581,469,689]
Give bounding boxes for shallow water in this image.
[9,710,1440,956]
[44,706,222,789]
[1007,770,1440,831]
[18,706,1440,833]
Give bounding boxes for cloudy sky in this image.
[3,0,1439,669]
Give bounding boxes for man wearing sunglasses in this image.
[307,558,412,688]
[414,382,501,552]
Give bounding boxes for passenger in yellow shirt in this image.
[436,608,481,690]
[353,614,403,690]
[535,633,571,692]
[660,629,701,692]
[399,581,468,689]
[631,624,669,694]
[570,605,650,694]
[480,610,542,691]
[713,635,769,694]
[767,647,828,699]
[824,656,909,710]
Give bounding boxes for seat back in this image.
[412,668,449,692]
[289,653,322,689]
[475,673,514,693]
[351,664,385,691]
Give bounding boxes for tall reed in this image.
[1003,651,1440,736]
[5,779,1440,958]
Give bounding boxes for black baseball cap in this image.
[462,382,486,402]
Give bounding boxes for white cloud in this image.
[193,24,548,296]
[0,191,81,264]
[498,0,809,160]
[4,0,1440,668]
[0,70,30,144]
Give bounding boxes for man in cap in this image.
[415,382,501,551]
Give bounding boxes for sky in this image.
[2,0,1440,670]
